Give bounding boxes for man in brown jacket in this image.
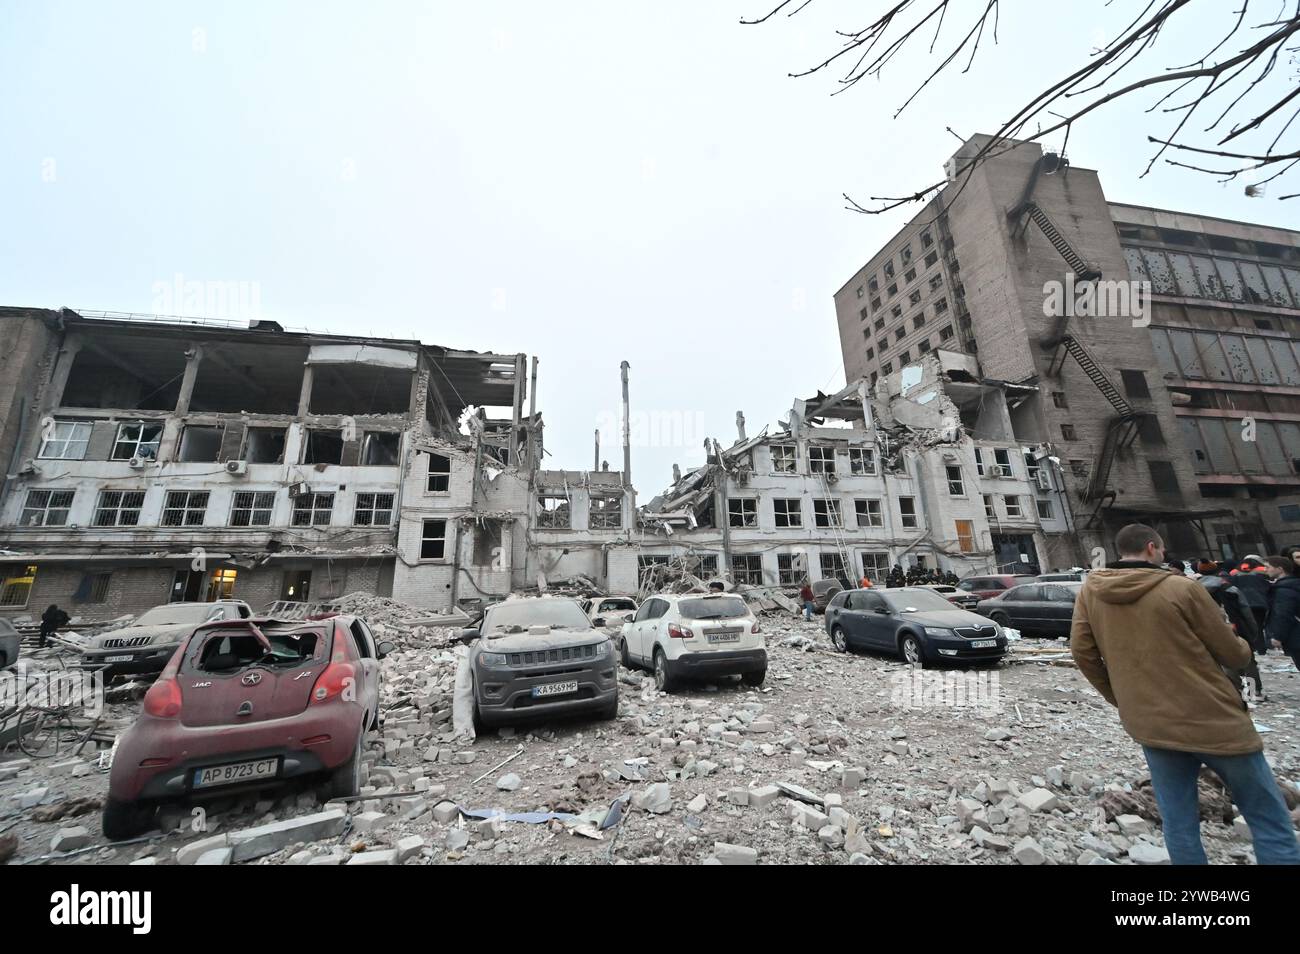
[1071,523,1300,864]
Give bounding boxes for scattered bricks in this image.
[696,760,718,777]
[437,748,453,763]
[0,759,31,781]
[721,731,741,744]
[687,794,708,814]
[1115,814,1149,837]
[1232,817,1252,841]
[748,785,780,809]
[50,826,91,853]
[983,728,1012,742]
[1128,842,1171,865]
[227,808,348,863]
[354,811,390,834]
[970,781,990,804]
[452,751,476,765]
[972,828,1010,851]
[177,834,229,866]
[1017,788,1061,814]
[955,798,984,832]
[17,786,48,809]
[413,776,432,793]
[633,783,673,814]
[727,788,750,806]
[196,847,233,865]
[841,767,865,788]
[432,802,460,824]
[713,842,758,865]
[496,773,522,792]
[49,760,84,777]
[823,793,843,810]
[423,748,440,762]
[396,835,426,862]
[347,849,399,865]
[887,727,907,740]
[1013,836,1046,866]
[1076,849,1102,865]
[473,817,500,839]
[287,851,313,865]
[794,804,831,830]
[746,720,776,733]
[446,828,471,851]
[818,825,845,849]
[1046,766,1065,788]
[828,807,852,830]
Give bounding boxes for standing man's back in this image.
[1071,523,1299,865]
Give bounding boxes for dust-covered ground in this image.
[3,611,1299,866]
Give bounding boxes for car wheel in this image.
[989,611,1010,627]
[653,649,678,693]
[102,796,156,841]
[597,695,619,720]
[830,626,848,654]
[324,732,363,801]
[900,633,927,668]
[619,637,632,669]
[742,668,766,687]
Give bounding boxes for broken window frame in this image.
[242,427,287,464]
[536,495,572,530]
[777,553,804,585]
[730,554,763,586]
[855,498,883,528]
[589,493,623,530]
[955,519,975,553]
[860,551,890,583]
[111,421,163,461]
[38,420,92,460]
[773,498,802,528]
[983,494,995,519]
[898,496,918,530]
[302,428,345,466]
[770,444,797,474]
[727,497,758,528]
[848,448,876,475]
[361,432,401,467]
[230,491,277,527]
[291,492,335,527]
[0,565,38,608]
[946,465,965,496]
[939,325,954,342]
[420,519,447,561]
[808,446,837,475]
[1003,495,1022,519]
[93,490,146,527]
[1036,499,1054,520]
[819,553,852,588]
[813,498,843,528]
[353,492,395,526]
[162,490,209,527]
[993,448,1012,473]
[426,453,451,494]
[20,489,75,527]
[177,424,224,463]
[934,297,949,314]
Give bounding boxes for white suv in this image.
[619,593,766,691]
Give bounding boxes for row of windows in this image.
[39,420,402,467]
[1123,244,1300,309]
[534,494,623,530]
[641,542,972,588]
[1179,416,1300,478]
[1150,326,1300,387]
[17,488,395,529]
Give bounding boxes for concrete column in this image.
[173,344,203,416]
[297,363,315,417]
[44,340,82,413]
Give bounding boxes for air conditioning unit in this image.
[1034,470,1052,491]
[225,460,248,476]
[287,481,308,498]
[989,465,1009,478]
[127,456,147,470]
[825,471,839,483]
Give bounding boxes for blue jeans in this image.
[802,601,814,621]
[1142,746,1300,865]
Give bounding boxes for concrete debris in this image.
[633,783,673,815]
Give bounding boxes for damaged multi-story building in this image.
[834,135,1300,566]
[0,307,639,618]
[637,359,1054,589]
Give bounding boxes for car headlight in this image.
[925,627,955,638]
[593,639,612,657]
[479,652,509,668]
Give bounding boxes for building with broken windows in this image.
[834,135,1300,565]
[0,306,624,617]
[636,366,1052,591]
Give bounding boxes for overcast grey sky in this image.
[3,2,1295,494]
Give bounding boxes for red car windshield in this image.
[182,623,327,674]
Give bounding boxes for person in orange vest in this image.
[858,575,873,589]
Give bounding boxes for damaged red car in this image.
[103,614,391,841]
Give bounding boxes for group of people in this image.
[877,565,960,588]
[1073,524,1300,865]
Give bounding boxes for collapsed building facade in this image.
[834,135,1300,566]
[638,354,1055,592]
[0,307,638,618]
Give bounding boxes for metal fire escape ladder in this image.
[1022,204,1102,283]
[817,469,857,586]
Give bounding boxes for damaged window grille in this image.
[983,494,995,519]
[38,420,92,460]
[855,498,883,528]
[75,572,112,604]
[1003,495,1022,519]
[420,519,447,560]
[162,490,209,527]
[1036,500,1054,520]
[696,554,719,577]
[302,429,344,465]
[291,492,335,527]
[819,553,852,589]
[727,497,758,528]
[0,565,37,607]
[777,553,804,585]
[808,446,836,475]
[813,498,843,528]
[589,493,623,530]
[230,491,276,527]
[955,519,975,553]
[773,498,802,528]
[860,551,890,583]
[1025,453,1042,483]
[20,489,74,527]
[536,495,571,529]
[353,492,395,526]
[898,496,918,530]
[770,444,797,474]
[93,490,146,527]
[177,425,223,463]
[946,466,965,496]
[242,427,286,464]
[426,453,451,493]
[362,432,400,466]
[848,448,875,475]
[730,554,763,586]
[111,422,162,461]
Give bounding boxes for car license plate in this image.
[532,681,578,698]
[104,654,135,663]
[193,757,279,789]
[971,639,997,649]
[705,630,739,643]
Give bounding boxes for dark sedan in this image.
[824,587,1006,667]
[977,582,1082,638]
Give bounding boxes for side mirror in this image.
[459,627,479,643]
[875,607,891,615]
[376,640,395,659]
[593,617,606,628]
